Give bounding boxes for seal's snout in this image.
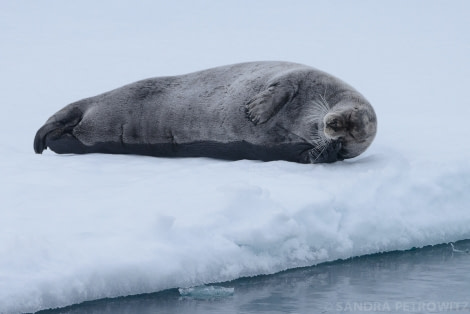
[348,107,377,142]
[332,103,377,159]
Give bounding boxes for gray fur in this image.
[34,61,377,163]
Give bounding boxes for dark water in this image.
[37,240,470,314]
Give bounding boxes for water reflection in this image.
[37,240,470,314]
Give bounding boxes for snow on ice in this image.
[1,1,469,312]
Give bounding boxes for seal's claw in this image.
[245,94,272,125]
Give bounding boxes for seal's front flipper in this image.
[245,81,296,125]
[34,107,83,154]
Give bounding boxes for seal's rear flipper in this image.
[33,107,83,154]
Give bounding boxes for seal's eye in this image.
[328,119,338,128]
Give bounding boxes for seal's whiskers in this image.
[310,128,330,163]
[306,94,332,162]
[308,96,330,124]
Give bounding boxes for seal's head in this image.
[323,100,377,159]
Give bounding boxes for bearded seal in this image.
[34,61,377,163]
